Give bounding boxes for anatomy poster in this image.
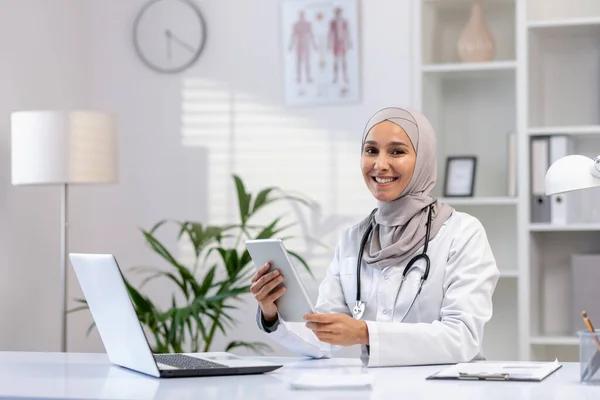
[282,0,360,106]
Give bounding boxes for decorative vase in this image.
[457,0,495,63]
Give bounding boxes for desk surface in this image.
[0,352,598,399]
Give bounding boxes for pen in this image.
[581,311,600,350]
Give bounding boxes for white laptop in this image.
[69,253,282,378]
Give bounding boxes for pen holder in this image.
[578,330,600,385]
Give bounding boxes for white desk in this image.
[0,352,598,399]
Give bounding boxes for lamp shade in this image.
[545,155,600,195]
[11,110,118,185]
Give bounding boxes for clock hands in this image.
[164,29,195,59]
[165,30,172,60]
[171,33,195,53]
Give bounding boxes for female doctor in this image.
[250,107,500,367]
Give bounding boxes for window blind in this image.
[180,77,375,277]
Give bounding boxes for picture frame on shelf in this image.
[444,156,477,197]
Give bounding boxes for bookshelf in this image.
[414,0,519,361]
[414,0,600,362]
[524,0,600,362]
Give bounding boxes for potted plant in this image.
[72,174,314,354]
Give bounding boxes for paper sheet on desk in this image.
[427,359,562,381]
[290,373,373,390]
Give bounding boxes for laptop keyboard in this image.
[154,354,228,370]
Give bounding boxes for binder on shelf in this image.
[548,135,572,225]
[530,137,550,223]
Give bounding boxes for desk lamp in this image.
[545,155,600,195]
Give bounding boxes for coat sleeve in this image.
[255,240,351,359]
[363,216,500,367]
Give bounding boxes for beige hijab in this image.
[361,107,454,269]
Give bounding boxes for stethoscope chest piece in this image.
[352,300,366,320]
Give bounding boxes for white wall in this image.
[1,0,413,355]
[0,0,90,351]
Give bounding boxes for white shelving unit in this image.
[422,60,517,73]
[530,336,579,346]
[524,0,600,362]
[414,0,519,361]
[528,126,600,136]
[414,0,600,362]
[439,197,518,206]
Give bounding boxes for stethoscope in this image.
[352,204,433,320]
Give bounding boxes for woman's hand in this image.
[250,262,286,322]
[303,313,369,346]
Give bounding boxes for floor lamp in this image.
[11,110,118,352]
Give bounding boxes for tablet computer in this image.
[245,238,316,322]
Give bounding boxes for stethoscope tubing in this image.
[353,204,433,320]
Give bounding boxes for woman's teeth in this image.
[375,177,397,184]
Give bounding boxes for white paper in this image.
[290,373,373,390]
[430,359,561,381]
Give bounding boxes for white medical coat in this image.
[256,211,500,367]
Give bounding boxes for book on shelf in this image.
[530,136,550,223]
[530,135,574,224]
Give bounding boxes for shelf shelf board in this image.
[529,223,600,232]
[439,197,518,206]
[528,125,600,136]
[421,61,517,78]
[423,0,515,9]
[528,17,600,29]
[530,336,579,346]
[499,270,519,279]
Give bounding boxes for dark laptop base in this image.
[159,365,282,378]
[119,364,281,378]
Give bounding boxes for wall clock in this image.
[133,0,207,74]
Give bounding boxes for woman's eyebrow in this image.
[364,140,409,147]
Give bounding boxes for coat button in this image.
[382,310,387,315]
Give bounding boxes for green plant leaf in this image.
[178,222,231,259]
[124,278,157,315]
[149,219,172,235]
[67,305,90,314]
[251,187,275,214]
[202,286,248,303]
[287,250,313,277]
[85,322,96,337]
[198,266,217,296]
[141,230,181,267]
[233,174,252,225]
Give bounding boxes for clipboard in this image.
[426,360,562,382]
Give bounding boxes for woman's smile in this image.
[372,176,399,185]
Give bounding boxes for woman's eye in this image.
[364,147,377,155]
[391,149,406,156]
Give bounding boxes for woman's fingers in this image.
[250,269,280,294]
[251,262,271,283]
[314,332,335,343]
[265,286,287,303]
[306,321,335,333]
[255,274,284,301]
